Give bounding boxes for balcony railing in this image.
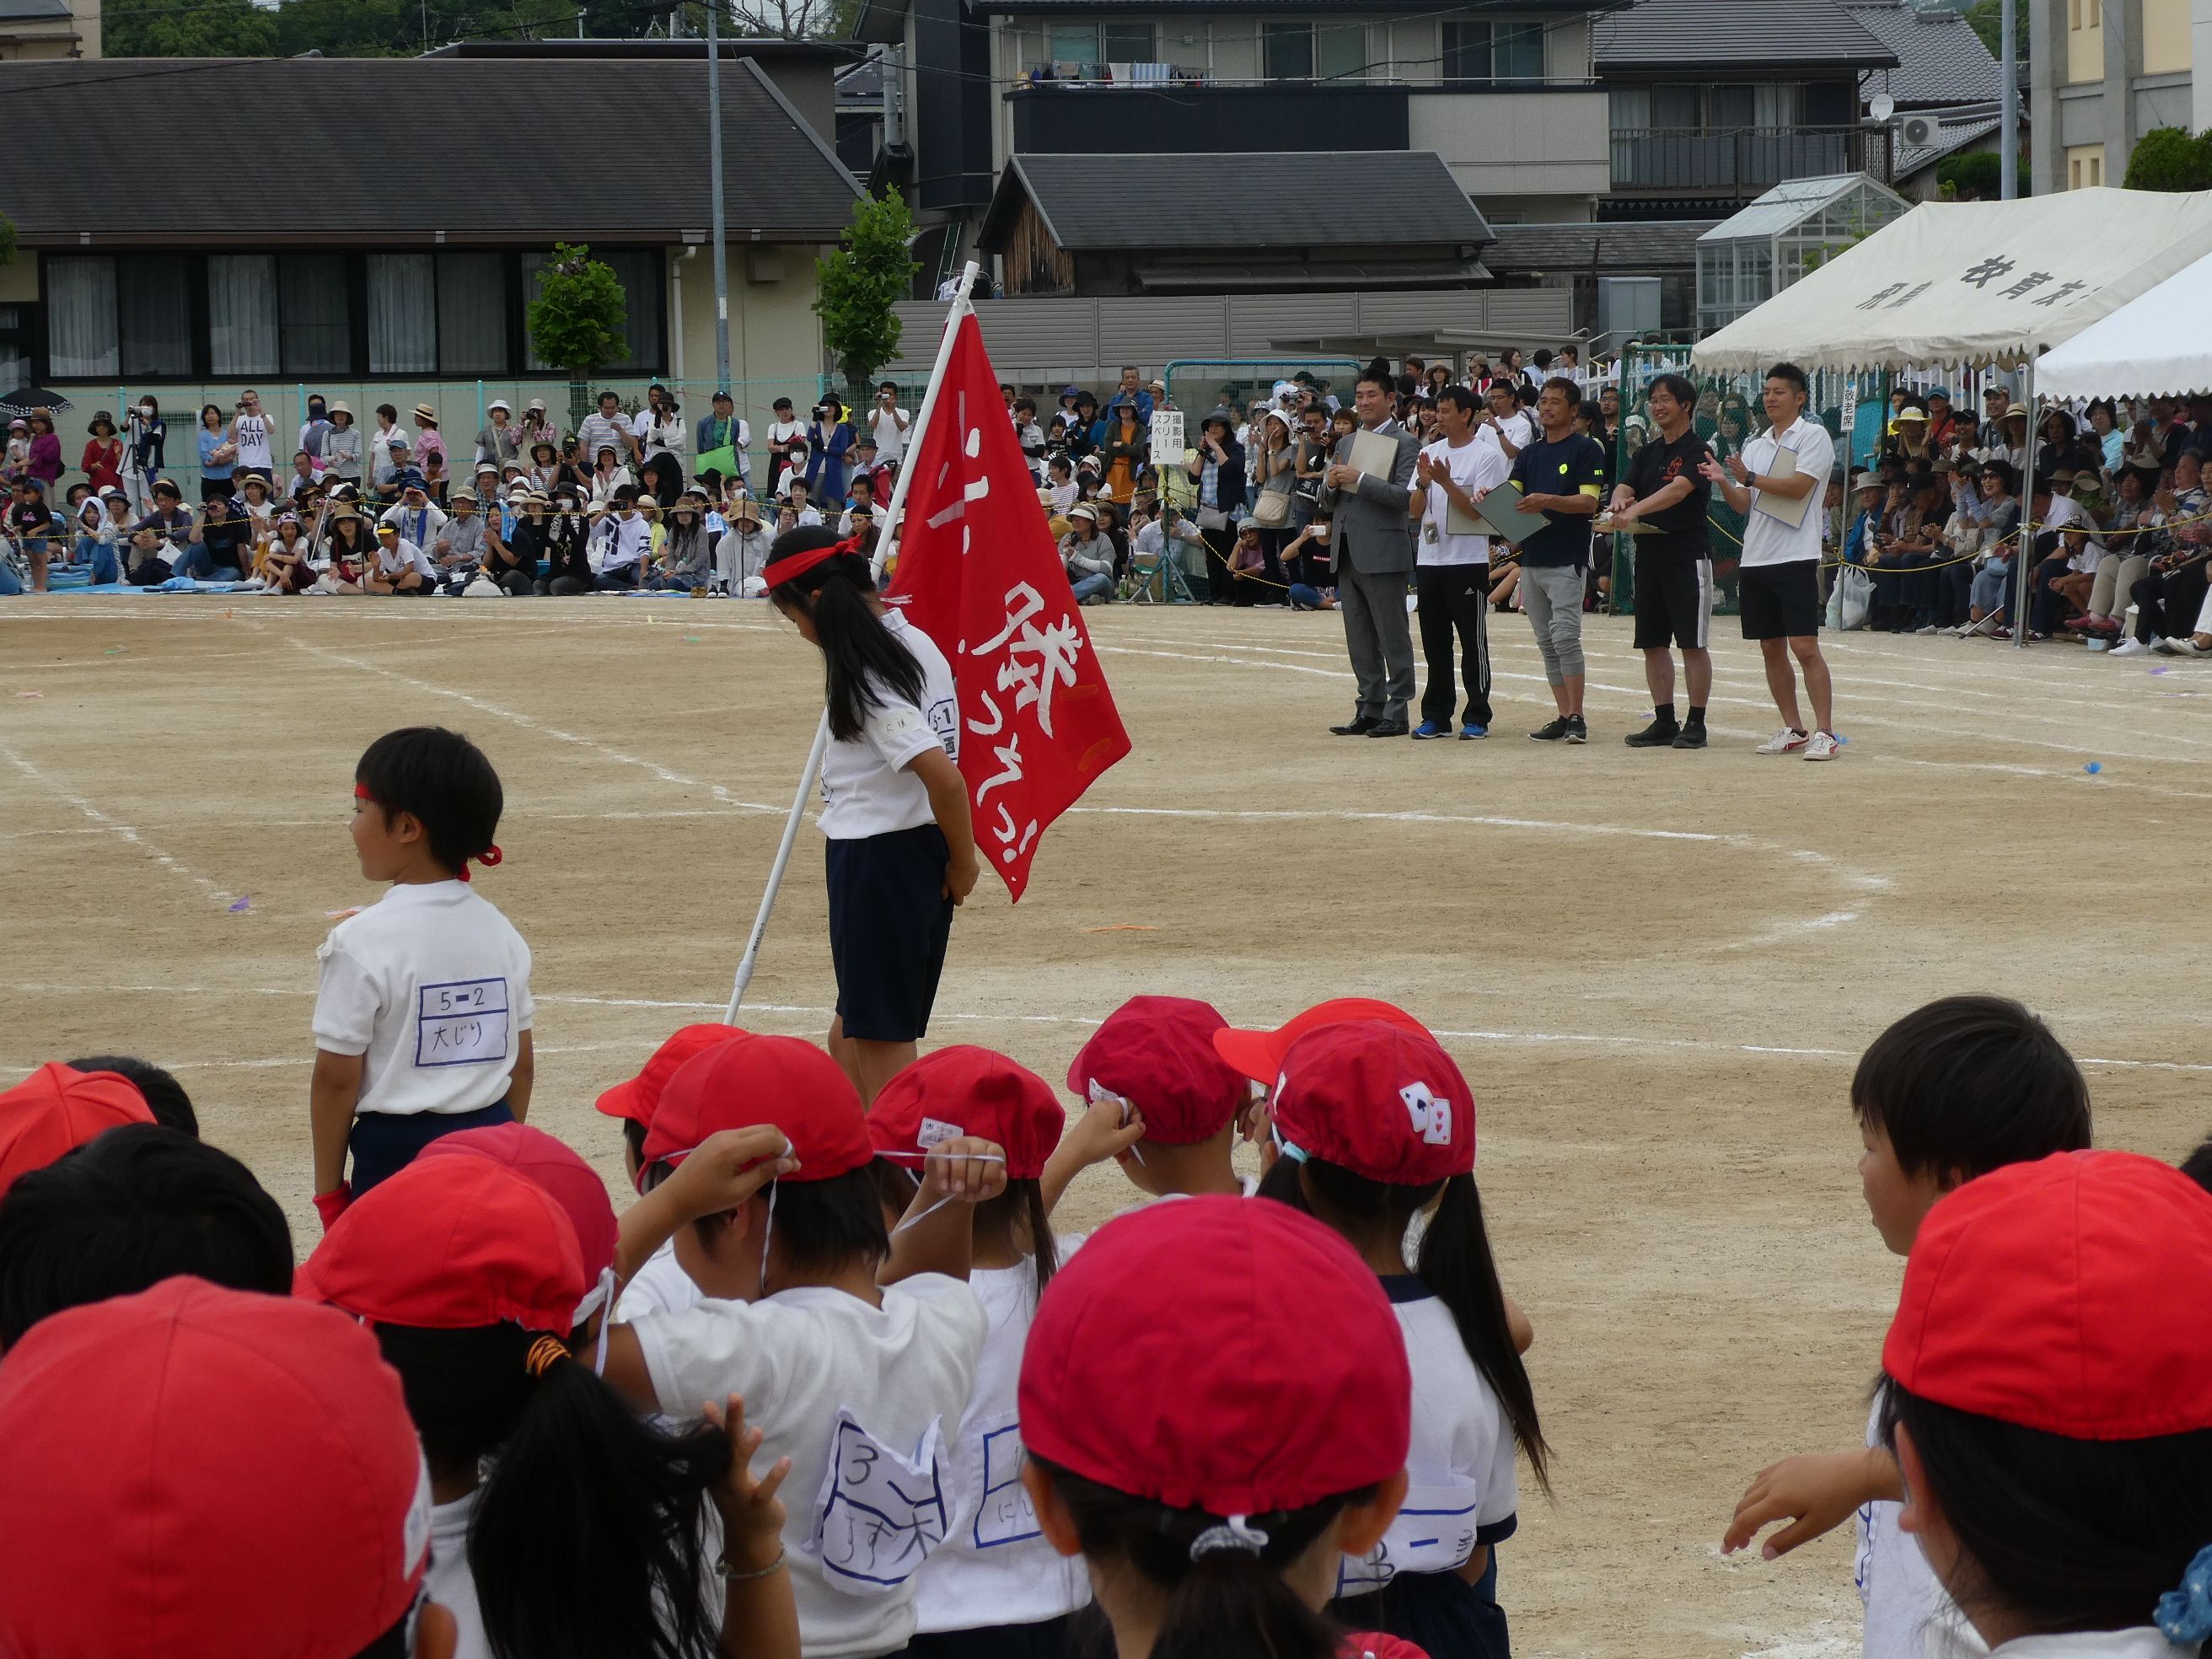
[1610,125,1876,192]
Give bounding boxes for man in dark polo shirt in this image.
[1502,376,1607,743]
[1608,372,1715,749]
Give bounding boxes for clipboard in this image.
[1753,440,1815,530]
[1445,497,1485,536]
[1347,427,1399,481]
[1469,481,1549,545]
[1593,516,1656,537]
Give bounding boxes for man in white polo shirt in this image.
[1701,361,1839,760]
[1409,384,1506,739]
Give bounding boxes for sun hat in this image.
[412,403,438,425]
[330,400,353,417]
[487,399,511,414]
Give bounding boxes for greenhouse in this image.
[1694,174,1910,335]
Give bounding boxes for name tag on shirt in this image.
[415,979,511,1067]
[971,1413,1043,1549]
[809,1410,950,1594]
[1334,1478,1484,1595]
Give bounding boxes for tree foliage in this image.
[2123,126,2212,191]
[1936,150,2027,200]
[814,189,919,390]
[105,0,276,56]
[525,243,631,379]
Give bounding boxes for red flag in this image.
[883,314,1131,902]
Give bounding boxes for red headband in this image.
[762,536,866,592]
[354,782,502,882]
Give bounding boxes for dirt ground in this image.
[3,594,2209,1657]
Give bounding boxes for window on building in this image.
[208,255,279,378]
[369,250,518,376]
[1044,19,1156,70]
[1264,20,1366,80]
[0,305,29,395]
[45,255,118,379]
[278,255,352,377]
[1442,18,1544,81]
[116,257,192,379]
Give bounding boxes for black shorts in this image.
[1632,546,1713,650]
[825,822,954,1044]
[1738,561,1823,641]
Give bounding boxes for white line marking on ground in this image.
[0,738,243,910]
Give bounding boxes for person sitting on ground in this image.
[715,497,770,596]
[1280,513,1337,611]
[174,493,252,583]
[1958,460,2023,635]
[311,507,373,593]
[1060,503,1116,604]
[259,512,314,594]
[652,493,712,592]
[593,491,652,590]
[432,487,487,588]
[1227,519,1274,606]
[366,521,435,594]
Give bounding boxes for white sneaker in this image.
[1755,727,1811,754]
[2175,639,2212,658]
[1914,623,1940,635]
[2111,637,2150,658]
[1803,730,1840,761]
[2152,638,2180,656]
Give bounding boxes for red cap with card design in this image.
[0,1060,157,1200]
[1211,997,1433,1086]
[1269,1020,1475,1186]
[1066,995,1248,1144]
[596,1022,751,1127]
[0,1278,431,1659]
[870,1045,1064,1178]
[1019,1194,1411,1517]
[296,1153,587,1334]
[645,1032,874,1182]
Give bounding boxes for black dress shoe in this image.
[1366,720,1410,738]
[1330,716,1378,736]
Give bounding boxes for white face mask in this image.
[138,405,155,419]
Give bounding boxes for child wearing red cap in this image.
[601,1032,1001,1659]
[1876,1150,2212,1658]
[0,1060,154,1199]
[302,1143,801,1659]
[1257,1019,1547,1659]
[1725,996,2092,1659]
[310,727,534,1223]
[763,529,978,1106]
[0,1277,460,1659]
[1044,996,1253,1211]
[869,1047,1092,1657]
[1017,1195,1415,1659]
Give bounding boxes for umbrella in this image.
[0,387,72,419]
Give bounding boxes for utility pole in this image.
[2000,0,2019,197]
[706,0,734,395]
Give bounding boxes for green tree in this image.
[2123,126,2212,191]
[0,216,16,271]
[105,0,276,55]
[1936,150,2029,200]
[814,189,918,394]
[1962,0,2027,59]
[525,244,631,427]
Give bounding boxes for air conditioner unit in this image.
[1901,115,1936,148]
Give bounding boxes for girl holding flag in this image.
[764,527,977,1103]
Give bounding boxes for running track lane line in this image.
[0,737,244,911]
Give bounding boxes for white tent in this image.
[1691,187,2212,374]
[2035,246,2212,398]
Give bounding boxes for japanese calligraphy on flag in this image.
[883,314,1132,901]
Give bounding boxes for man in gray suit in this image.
[1319,360,1421,737]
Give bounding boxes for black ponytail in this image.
[373,1323,732,1659]
[765,527,925,742]
[1035,1457,1366,1659]
[1264,1159,1550,1494]
[972,1178,1058,1306]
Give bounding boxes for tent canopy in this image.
[2034,245,2212,399]
[1690,186,2212,374]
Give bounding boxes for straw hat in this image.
[412,403,438,426]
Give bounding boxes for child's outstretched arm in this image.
[309,1049,364,1221]
[1039,1094,1146,1216]
[1723,1446,1903,1558]
[880,1136,1007,1285]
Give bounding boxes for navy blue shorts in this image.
[348,1098,515,1195]
[1330,1559,1510,1659]
[826,823,954,1044]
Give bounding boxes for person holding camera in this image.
[870,380,910,465]
[230,390,276,483]
[804,397,856,502]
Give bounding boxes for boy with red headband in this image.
[309,726,534,1224]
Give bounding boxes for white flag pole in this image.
[723,260,982,1023]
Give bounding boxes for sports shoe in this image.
[2112,637,2150,658]
[1565,715,1587,744]
[1410,720,1452,740]
[1623,716,1680,749]
[1914,623,1940,635]
[1755,727,1811,754]
[1803,730,1840,761]
[1528,717,1574,743]
[1458,722,1489,740]
[1672,724,1709,749]
[2152,638,2180,656]
[2174,639,2212,658]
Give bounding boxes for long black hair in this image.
[765,527,925,743]
[869,1165,1057,1303]
[1259,1157,1549,1492]
[1035,1457,1373,1659]
[1880,1377,2212,1648]
[373,1321,731,1659]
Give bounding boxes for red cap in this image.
[1019,1195,1410,1516]
[419,1122,620,1293]
[645,1033,872,1182]
[298,1154,587,1334]
[870,1046,1064,1179]
[0,1061,156,1199]
[1066,996,1247,1145]
[1270,1021,1474,1186]
[1343,1636,1431,1659]
[0,1277,430,1659]
[1883,1150,2212,1440]
[1211,998,1433,1086]
[596,1023,750,1126]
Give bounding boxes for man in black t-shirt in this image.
[1608,372,1715,749]
[1504,378,1608,743]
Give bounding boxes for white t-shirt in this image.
[1417,434,1508,567]
[1855,1400,1986,1659]
[617,1237,703,1323]
[1983,1635,2193,1659]
[373,538,438,580]
[1474,411,1533,468]
[310,881,534,1118]
[871,406,910,464]
[817,612,959,841]
[631,1275,988,1659]
[1739,416,1835,567]
[1334,1285,1519,1600]
[912,1248,1092,1634]
[234,410,274,470]
[426,1491,493,1659]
